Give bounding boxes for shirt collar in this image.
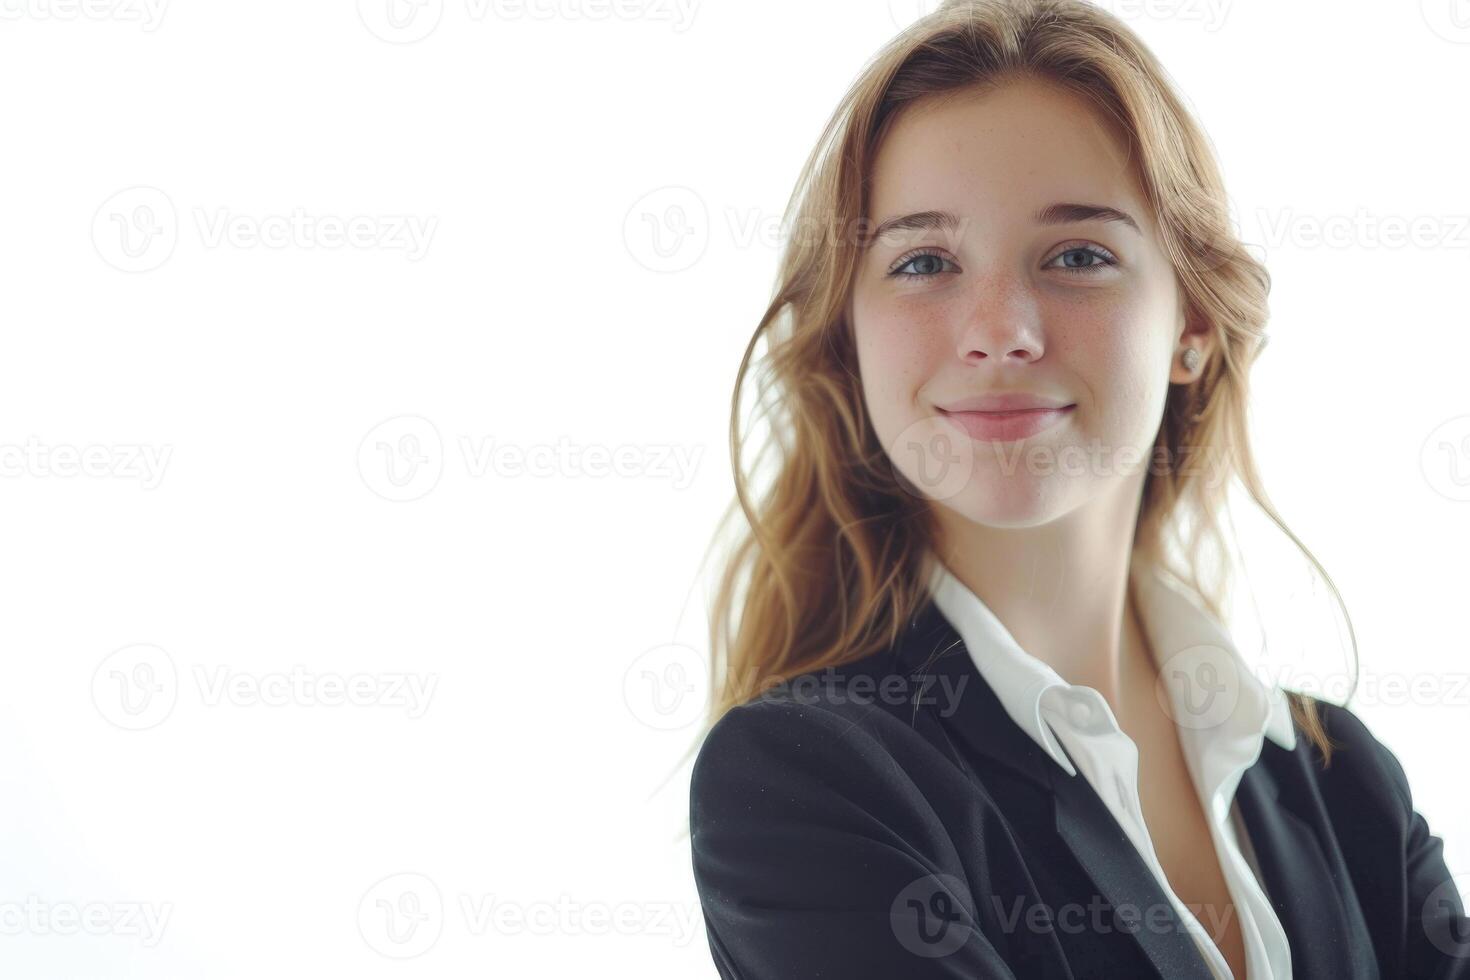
[923,550,1297,776]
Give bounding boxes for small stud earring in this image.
[1180,347,1201,373]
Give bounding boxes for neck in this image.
[928,478,1153,712]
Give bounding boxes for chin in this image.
[935,476,1080,529]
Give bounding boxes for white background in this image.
[0,0,1466,976]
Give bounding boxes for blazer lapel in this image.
[1236,748,1379,978]
[894,599,1216,980]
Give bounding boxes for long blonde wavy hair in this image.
[695,0,1355,766]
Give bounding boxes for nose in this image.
[955,277,1045,364]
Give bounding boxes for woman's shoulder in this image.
[692,661,916,791]
[1283,691,1421,818]
[689,651,962,825]
[687,668,1016,978]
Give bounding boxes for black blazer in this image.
[690,596,1469,979]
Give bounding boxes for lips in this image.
[939,392,1074,413]
[938,404,1075,442]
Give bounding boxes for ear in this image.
[1170,295,1215,384]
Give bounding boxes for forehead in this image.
[868,77,1149,232]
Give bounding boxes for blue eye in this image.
[887,249,956,281]
[1048,244,1118,276]
[887,243,1119,282]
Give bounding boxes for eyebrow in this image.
[867,202,1141,244]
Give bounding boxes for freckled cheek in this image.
[1060,315,1130,370]
[1058,310,1166,420]
[855,304,950,408]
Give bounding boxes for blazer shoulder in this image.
[688,689,1015,978]
[689,673,961,845]
[690,691,909,806]
[1293,693,1415,813]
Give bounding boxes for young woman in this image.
[687,2,1467,978]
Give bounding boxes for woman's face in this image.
[850,76,1208,530]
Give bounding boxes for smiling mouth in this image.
[938,405,1076,442]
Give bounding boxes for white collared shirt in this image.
[925,551,1297,980]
